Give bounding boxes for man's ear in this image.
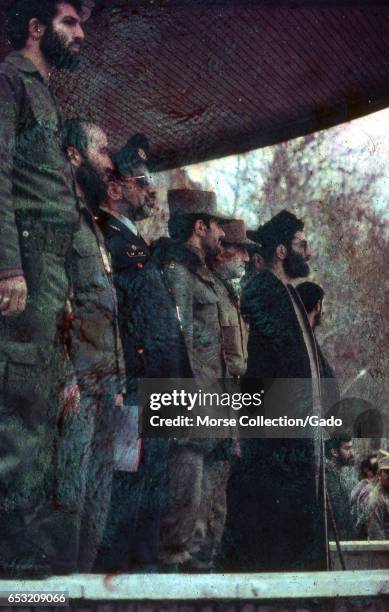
[194,218,207,236]
[315,299,322,314]
[28,18,45,42]
[275,243,287,260]
[66,146,83,168]
[107,181,122,201]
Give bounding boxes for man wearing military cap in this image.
[367,451,389,540]
[209,219,250,379]
[151,189,233,570]
[108,188,231,571]
[95,134,158,572]
[228,209,327,571]
[99,132,155,375]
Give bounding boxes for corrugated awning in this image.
[1,1,388,169]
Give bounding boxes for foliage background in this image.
[141,109,388,406]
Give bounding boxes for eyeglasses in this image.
[132,175,152,189]
[291,239,309,251]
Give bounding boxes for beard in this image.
[40,25,81,71]
[76,160,108,215]
[216,258,245,280]
[338,455,354,467]
[283,248,310,279]
[133,201,154,221]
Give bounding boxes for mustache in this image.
[69,38,83,49]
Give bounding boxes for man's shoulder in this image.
[0,54,25,94]
[241,269,287,317]
[100,213,149,267]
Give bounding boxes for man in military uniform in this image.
[0,0,85,576]
[154,189,232,571]
[99,133,154,403]
[58,119,125,572]
[96,135,157,571]
[210,219,250,379]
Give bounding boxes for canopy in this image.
[1,1,388,169]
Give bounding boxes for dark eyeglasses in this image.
[132,175,152,189]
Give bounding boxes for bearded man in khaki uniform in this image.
[210,219,251,380]
[156,189,233,571]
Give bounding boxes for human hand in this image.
[0,275,27,316]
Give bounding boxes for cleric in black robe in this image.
[221,210,328,572]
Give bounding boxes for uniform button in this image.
[22,230,29,238]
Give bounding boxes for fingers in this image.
[0,277,27,317]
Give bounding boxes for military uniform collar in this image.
[6,51,43,78]
[101,208,139,237]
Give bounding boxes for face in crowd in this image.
[118,163,156,221]
[40,2,85,70]
[379,468,389,492]
[336,440,354,466]
[200,219,225,258]
[215,243,249,280]
[75,124,114,213]
[283,230,311,279]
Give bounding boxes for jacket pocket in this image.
[4,344,39,399]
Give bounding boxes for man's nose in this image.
[305,245,311,259]
[76,24,85,41]
[106,157,115,172]
[242,248,249,262]
[219,227,225,239]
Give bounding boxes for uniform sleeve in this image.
[0,73,23,279]
[164,263,194,370]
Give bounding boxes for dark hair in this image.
[296,282,324,314]
[325,435,352,459]
[254,210,304,265]
[168,213,212,242]
[359,455,378,480]
[6,0,82,50]
[61,118,88,156]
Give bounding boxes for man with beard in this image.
[209,219,250,379]
[59,119,125,572]
[325,436,357,540]
[152,190,232,571]
[225,210,327,572]
[0,0,85,576]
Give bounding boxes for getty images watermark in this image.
[136,378,386,439]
